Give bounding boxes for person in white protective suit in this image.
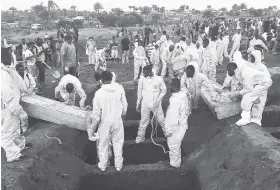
[95,48,107,71]
[201,38,217,82]
[247,50,271,126]
[221,51,253,97]
[248,32,268,61]
[196,42,204,72]
[229,29,242,60]
[16,63,36,95]
[160,44,175,78]
[90,71,128,171]
[221,32,230,60]
[165,78,190,168]
[226,60,272,126]
[174,37,188,53]
[86,37,97,66]
[1,47,29,162]
[216,34,224,65]
[133,41,148,80]
[136,65,167,144]
[180,62,214,111]
[55,74,87,108]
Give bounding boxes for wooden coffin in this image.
[201,83,241,120]
[21,95,90,131]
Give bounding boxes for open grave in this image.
[2,62,280,190]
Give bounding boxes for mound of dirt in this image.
[186,123,280,190]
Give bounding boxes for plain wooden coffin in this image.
[201,83,242,120]
[21,95,90,131]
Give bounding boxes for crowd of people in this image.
[1,15,278,172]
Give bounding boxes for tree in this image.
[207,5,212,9]
[152,5,157,13]
[94,2,103,14]
[47,0,60,23]
[203,9,214,18]
[9,7,17,21]
[239,3,247,11]
[220,7,227,12]
[62,8,68,17]
[232,4,238,11]
[128,6,132,12]
[179,5,185,12]
[160,7,165,15]
[70,5,77,16]
[111,8,124,16]
[31,4,45,15]
[142,6,151,16]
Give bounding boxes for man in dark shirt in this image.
[143,26,152,47]
[121,34,130,64]
[16,39,27,61]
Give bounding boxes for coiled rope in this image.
[150,110,169,154]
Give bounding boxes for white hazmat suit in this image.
[230,53,272,126]
[181,61,213,110]
[249,50,271,126]
[165,91,190,168]
[55,74,87,108]
[229,33,242,60]
[92,81,128,171]
[1,63,28,162]
[136,75,167,143]
[133,46,148,80]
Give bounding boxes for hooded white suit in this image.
[165,91,190,168]
[136,75,167,143]
[1,63,28,162]
[55,74,87,108]
[231,51,272,126]
[133,46,147,80]
[201,45,217,82]
[180,61,213,110]
[92,81,128,171]
[249,50,271,126]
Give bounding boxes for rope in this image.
[45,135,62,144]
[150,109,169,154]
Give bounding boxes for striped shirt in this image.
[146,43,155,58]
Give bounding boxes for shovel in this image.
[43,62,61,79]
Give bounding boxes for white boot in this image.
[250,118,262,126]
[236,111,251,126]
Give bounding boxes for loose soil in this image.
[1,53,280,189]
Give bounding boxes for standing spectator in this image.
[16,39,27,61]
[150,44,160,75]
[146,41,155,63]
[86,37,97,66]
[110,36,119,63]
[229,29,242,60]
[61,34,78,77]
[121,34,130,64]
[144,25,152,47]
[34,38,46,95]
[23,42,37,79]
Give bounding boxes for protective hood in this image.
[101,83,118,92]
[233,51,254,69]
[251,50,262,65]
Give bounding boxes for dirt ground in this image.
[1,52,280,189]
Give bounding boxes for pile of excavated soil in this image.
[2,54,280,189]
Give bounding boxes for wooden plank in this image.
[123,138,166,147]
[21,95,89,131]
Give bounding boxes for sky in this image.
[1,0,280,12]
